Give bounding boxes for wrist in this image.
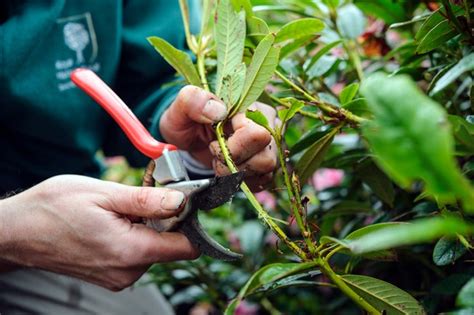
[0,195,22,269]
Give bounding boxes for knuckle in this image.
[179,85,200,98]
[132,188,152,212]
[255,154,277,173]
[249,126,271,145]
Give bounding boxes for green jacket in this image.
[0,0,199,193]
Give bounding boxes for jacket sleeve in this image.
[103,0,201,167]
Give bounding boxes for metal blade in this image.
[193,172,244,210]
[180,211,243,261]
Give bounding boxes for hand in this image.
[0,175,199,291]
[159,85,277,191]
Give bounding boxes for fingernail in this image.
[161,191,185,211]
[203,99,227,122]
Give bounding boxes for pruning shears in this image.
[71,68,243,261]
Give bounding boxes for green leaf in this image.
[336,4,367,39]
[215,0,246,97]
[291,128,331,156]
[343,98,372,118]
[275,18,325,43]
[355,161,395,207]
[433,236,467,266]
[278,97,305,124]
[457,278,474,308]
[416,19,457,54]
[347,216,474,254]
[295,126,339,183]
[340,274,426,314]
[306,55,340,79]
[415,5,463,42]
[230,0,253,17]
[361,74,474,211]
[247,15,269,37]
[343,222,403,261]
[224,262,319,314]
[304,40,343,72]
[448,115,474,154]
[280,35,314,59]
[235,34,280,113]
[354,0,407,24]
[345,222,408,241]
[220,62,246,107]
[339,83,360,105]
[246,109,272,132]
[431,53,474,95]
[147,37,201,87]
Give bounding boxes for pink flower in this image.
[235,301,259,315]
[312,168,344,191]
[255,190,276,210]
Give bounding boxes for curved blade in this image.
[180,211,243,261]
[193,172,244,210]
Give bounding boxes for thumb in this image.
[104,185,186,219]
[162,85,227,127]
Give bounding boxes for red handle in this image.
[71,68,176,159]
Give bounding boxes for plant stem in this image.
[442,0,467,38]
[317,258,381,314]
[274,134,316,256]
[197,52,210,91]
[216,122,308,260]
[178,0,196,53]
[269,95,324,120]
[275,70,365,125]
[345,40,365,81]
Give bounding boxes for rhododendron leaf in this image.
[355,0,406,24]
[280,35,314,59]
[448,115,474,154]
[340,274,426,314]
[347,216,474,254]
[295,126,339,183]
[215,0,246,97]
[275,18,324,43]
[304,40,343,72]
[221,63,246,107]
[291,129,332,156]
[433,236,467,266]
[355,161,395,207]
[339,83,359,105]
[246,109,272,133]
[415,4,463,43]
[336,4,367,39]
[224,262,319,315]
[457,278,474,308]
[416,19,457,54]
[147,37,201,87]
[361,74,474,211]
[431,53,474,95]
[277,97,305,124]
[234,34,280,114]
[247,15,269,37]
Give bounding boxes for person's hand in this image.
[0,175,199,291]
[159,85,278,191]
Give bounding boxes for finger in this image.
[213,143,277,176]
[129,226,200,264]
[163,85,227,126]
[209,117,271,165]
[232,102,278,131]
[105,185,186,219]
[244,173,274,192]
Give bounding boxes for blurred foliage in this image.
[103,0,473,314]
